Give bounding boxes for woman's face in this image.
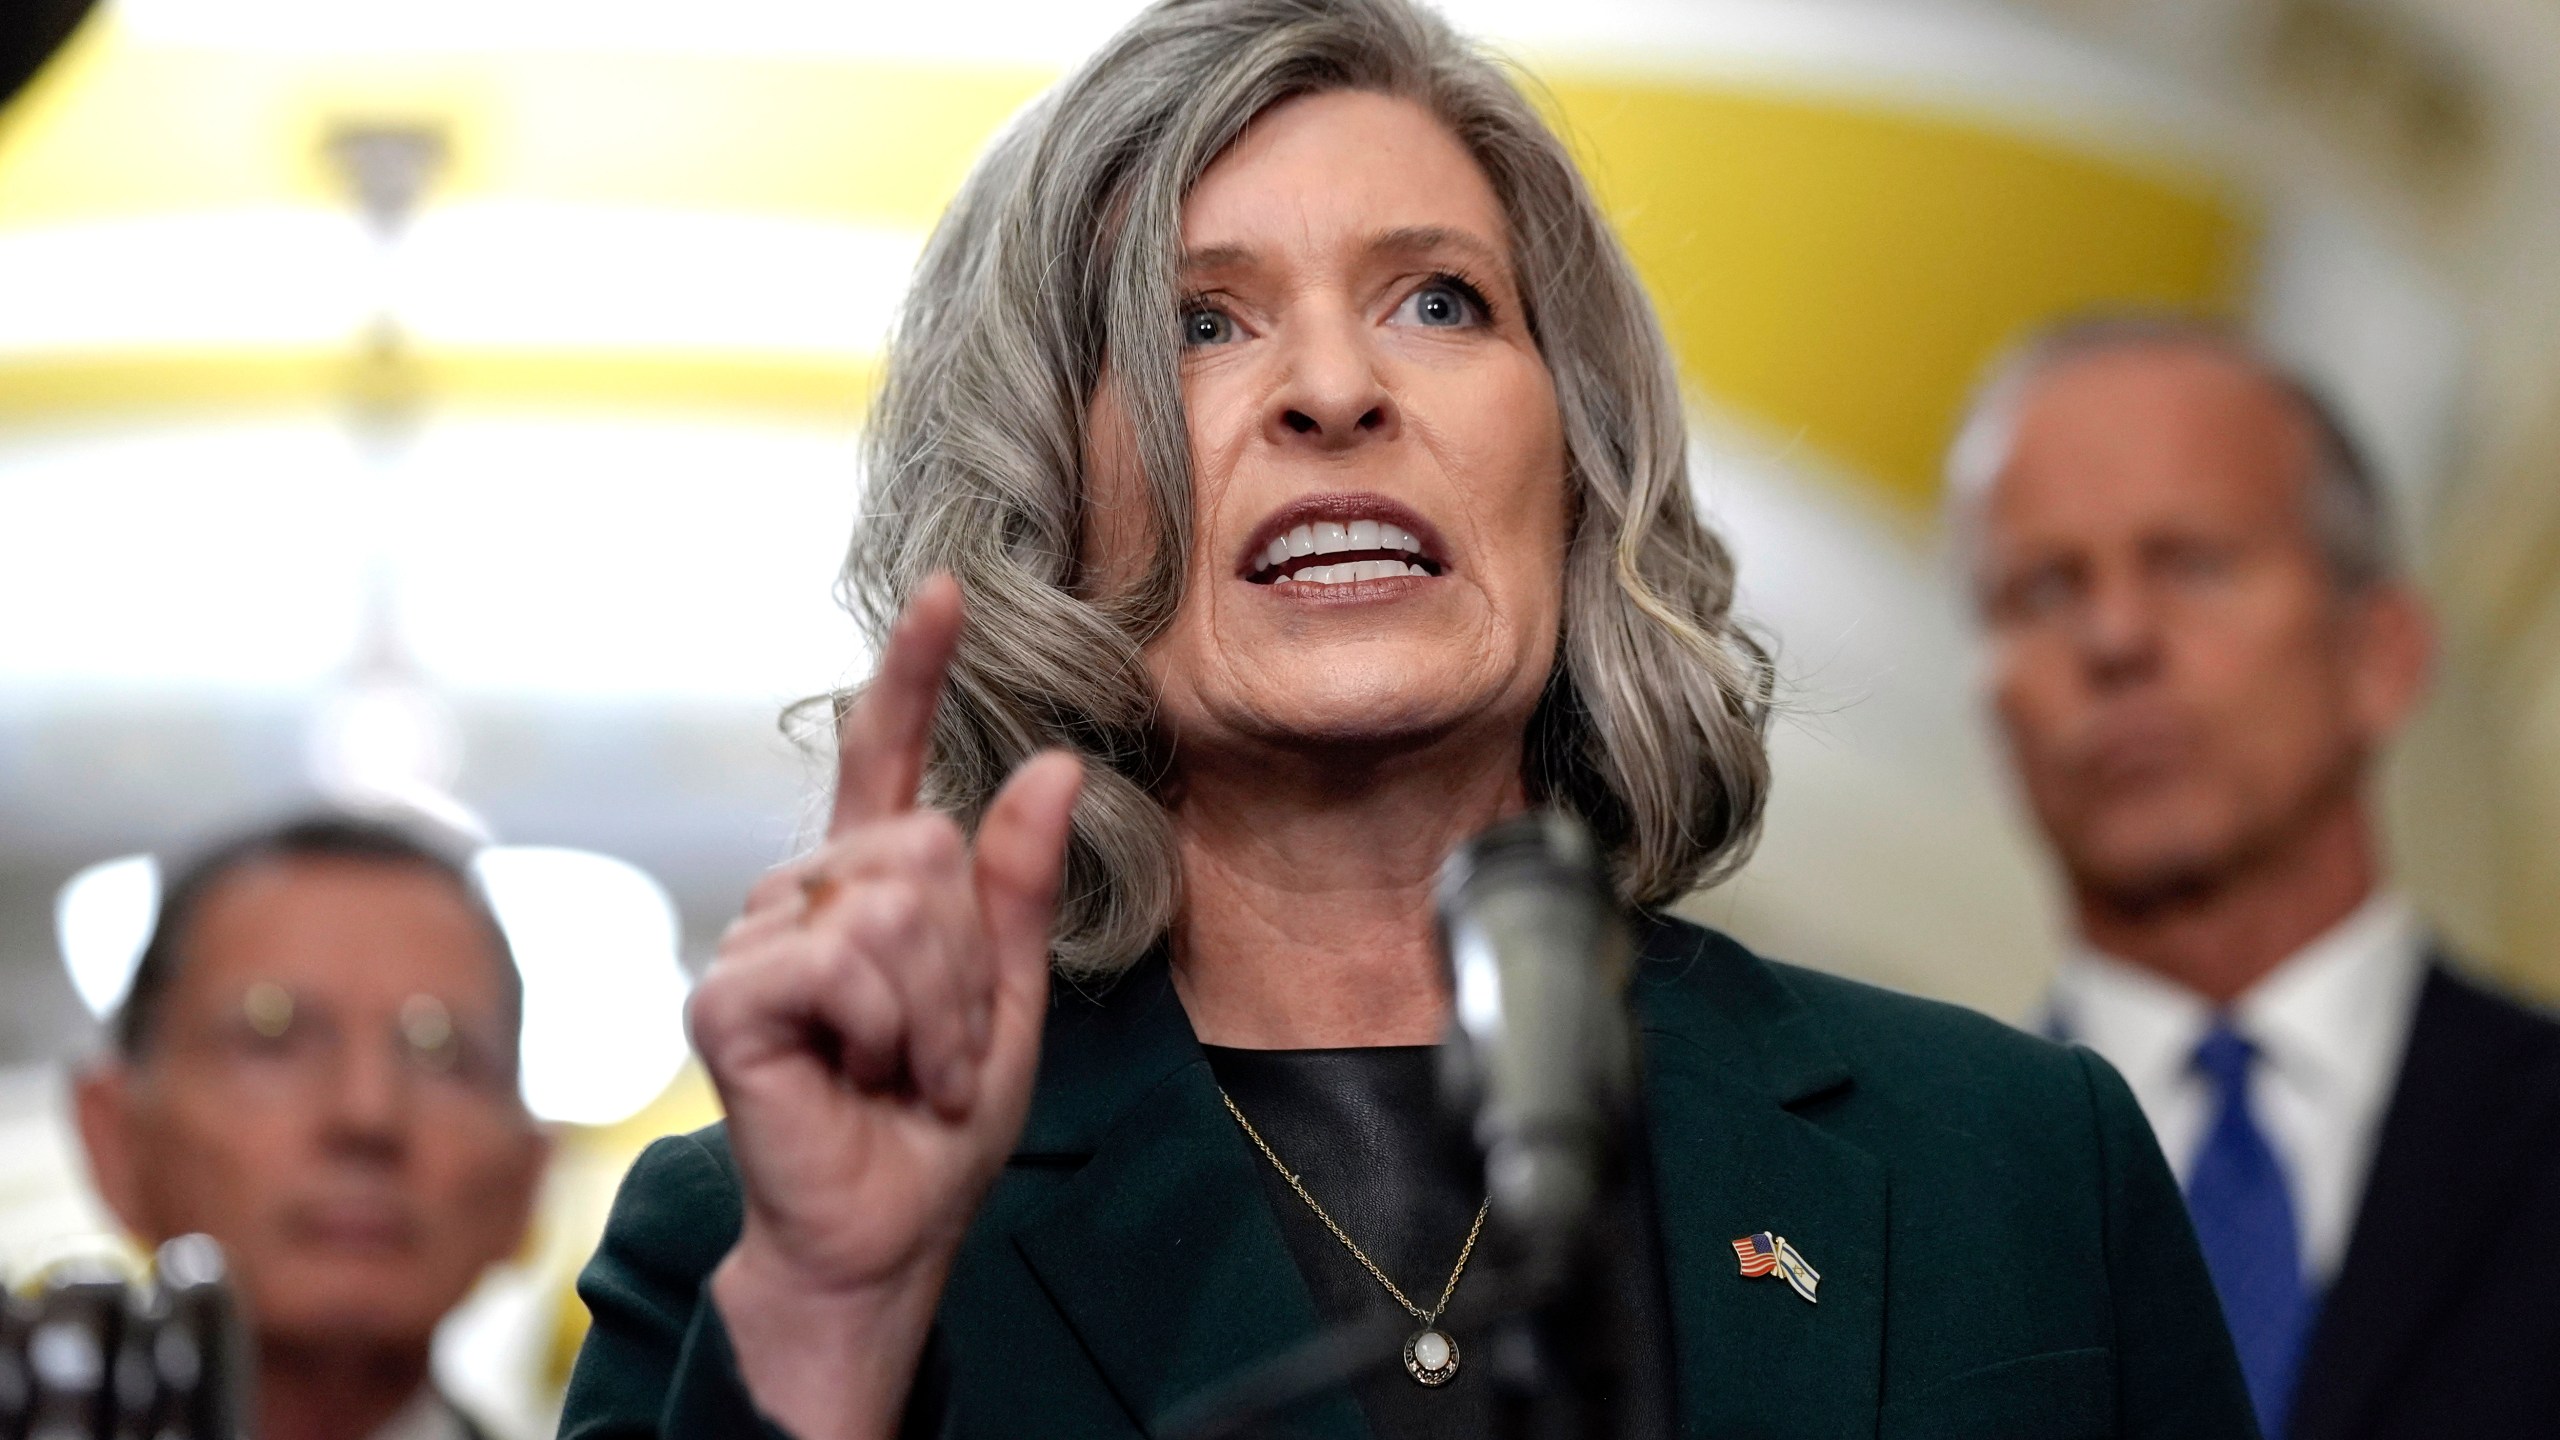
[1087,89,1570,771]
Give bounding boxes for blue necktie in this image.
[2185,1021,2315,1438]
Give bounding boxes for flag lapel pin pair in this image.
[1731,1231,1820,1304]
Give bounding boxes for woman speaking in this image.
[561,0,2256,1435]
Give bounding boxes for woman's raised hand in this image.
[690,574,1082,1440]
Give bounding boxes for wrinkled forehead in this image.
[170,856,514,1019]
[1987,342,2324,544]
[1178,90,1516,287]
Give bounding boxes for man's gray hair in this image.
[833,0,1775,977]
[1944,314,2399,594]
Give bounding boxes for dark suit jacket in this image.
[2289,962,2560,1440]
[558,918,2256,1439]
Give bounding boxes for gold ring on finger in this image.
[796,869,839,919]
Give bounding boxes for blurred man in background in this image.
[73,815,549,1440]
[1952,317,2560,1440]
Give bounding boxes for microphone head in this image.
[1435,811,1635,1282]
[153,1235,251,1440]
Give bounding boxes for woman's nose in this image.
[1266,313,1397,449]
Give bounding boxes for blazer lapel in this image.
[1009,963,1368,1440]
[1635,922,1889,1440]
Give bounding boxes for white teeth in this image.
[1268,558,1433,586]
[1253,516,1436,580]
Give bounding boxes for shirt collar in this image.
[2048,939,2212,1094]
[2051,891,2426,1093]
[2234,892,2427,1105]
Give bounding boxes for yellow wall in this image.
[1551,78,2251,503]
[0,18,2253,507]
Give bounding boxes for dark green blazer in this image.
[561,918,2257,1439]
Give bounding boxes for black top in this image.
[1201,1043,1676,1439]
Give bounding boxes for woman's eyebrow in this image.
[1178,226,1511,281]
[1179,243,1259,278]
[1366,224,1508,276]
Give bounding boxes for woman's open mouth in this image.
[1241,498,1448,587]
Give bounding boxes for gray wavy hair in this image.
[836,0,1774,977]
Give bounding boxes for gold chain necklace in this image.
[1218,1087,1490,1387]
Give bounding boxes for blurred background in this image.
[0,0,2551,1431]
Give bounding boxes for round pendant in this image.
[1403,1327,1460,1386]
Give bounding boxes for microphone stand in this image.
[1474,1222,1629,1440]
[1443,810,1635,1440]
[1156,1311,1414,1440]
[1167,812,1638,1440]
[1159,1216,1632,1440]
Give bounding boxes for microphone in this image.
[1434,810,1636,1292]
[4,1236,248,1440]
[1162,811,1639,1440]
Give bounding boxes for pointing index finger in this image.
[830,572,965,836]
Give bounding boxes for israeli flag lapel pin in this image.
[1731,1231,1820,1304]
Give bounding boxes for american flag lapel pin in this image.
[1732,1231,1820,1304]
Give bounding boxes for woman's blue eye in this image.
[1183,309,1235,346]
[1397,278,1488,329]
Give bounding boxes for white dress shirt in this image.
[2046,891,2428,1288]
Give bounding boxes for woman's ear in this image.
[71,1059,155,1242]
